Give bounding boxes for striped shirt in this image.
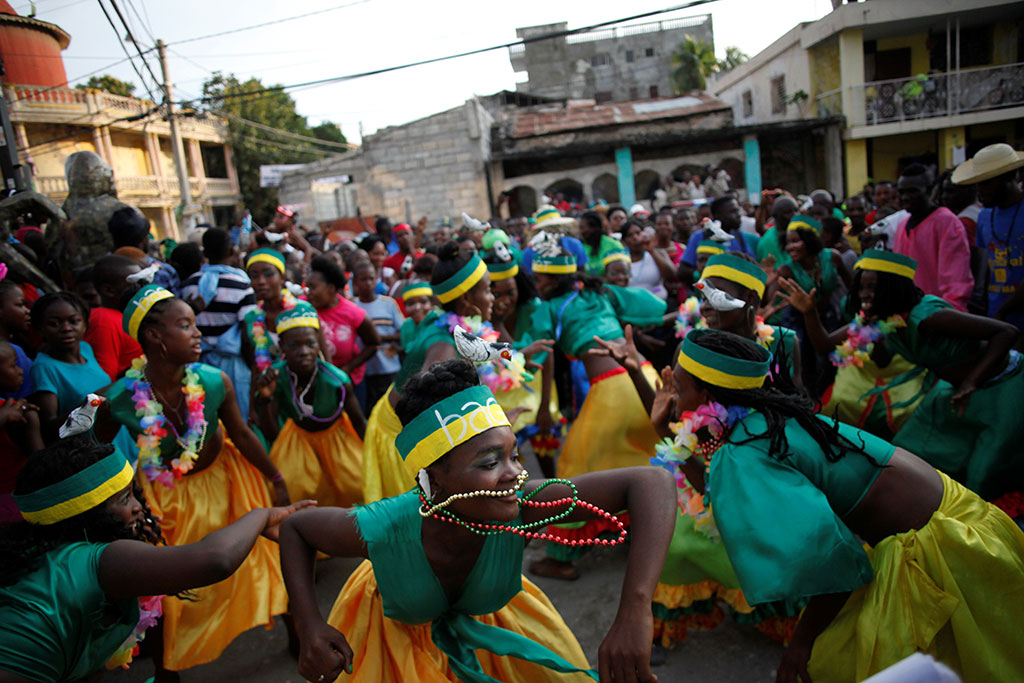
[181,268,257,345]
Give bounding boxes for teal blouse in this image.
[709,413,895,605]
[394,310,450,392]
[788,251,838,304]
[352,492,597,682]
[886,295,980,369]
[0,543,138,682]
[272,360,351,424]
[529,285,667,358]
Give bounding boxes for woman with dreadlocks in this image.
[0,437,311,682]
[657,328,1024,682]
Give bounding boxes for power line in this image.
[164,0,372,47]
[237,133,336,158]
[95,0,158,101]
[107,0,163,96]
[20,104,161,151]
[124,0,154,43]
[187,0,718,105]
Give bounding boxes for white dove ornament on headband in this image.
[492,241,512,263]
[453,325,534,383]
[528,230,563,258]
[695,279,746,311]
[59,394,104,438]
[701,218,732,243]
[461,212,490,233]
[264,231,287,243]
[126,263,160,285]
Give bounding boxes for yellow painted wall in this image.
[877,33,929,76]
[937,127,965,171]
[992,23,1018,65]
[24,124,97,177]
[109,131,151,175]
[870,131,936,182]
[845,138,868,197]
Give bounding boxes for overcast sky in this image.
[15,0,833,144]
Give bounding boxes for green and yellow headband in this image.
[487,259,519,282]
[702,253,767,298]
[434,253,486,304]
[787,215,821,235]
[678,329,771,390]
[14,450,133,525]
[275,300,320,334]
[602,251,631,268]
[533,254,577,275]
[396,385,511,478]
[696,241,725,256]
[123,284,174,340]
[402,281,433,301]
[854,249,917,281]
[246,247,286,274]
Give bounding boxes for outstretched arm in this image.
[342,317,381,377]
[776,591,851,683]
[776,277,849,354]
[219,371,290,505]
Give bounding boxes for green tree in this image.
[670,38,717,93]
[200,72,347,225]
[82,74,136,97]
[717,46,749,73]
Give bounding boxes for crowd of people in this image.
[1,142,1023,683]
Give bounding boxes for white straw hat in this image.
[951,143,1024,185]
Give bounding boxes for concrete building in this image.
[711,0,1024,199]
[0,2,241,239]
[509,15,714,103]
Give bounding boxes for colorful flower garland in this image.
[650,401,750,540]
[436,311,527,392]
[252,288,297,372]
[106,595,164,670]
[126,357,208,489]
[674,296,707,339]
[829,312,906,369]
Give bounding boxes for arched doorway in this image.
[543,178,584,205]
[591,173,619,204]
[634,170,660,202]
[506,185,537,218]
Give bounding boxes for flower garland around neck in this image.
[650,401,751,541]
[674,296,706,339]
[436,311,528,392]
[753,316,775,348]
[829,311,906,369]
[106,595,164,670]
[252,288,297,372]
[127,356,208,489]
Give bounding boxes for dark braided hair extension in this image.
[395,358,480,427]
[689,331,874,465]
[0,438,167,588]
[843,267,923,321]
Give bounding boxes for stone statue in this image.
[0,190,64,292]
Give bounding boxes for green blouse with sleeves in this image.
[272,359,351,424]
[709,413,896,606]
[885,295,980,369]
[394,310,449,392]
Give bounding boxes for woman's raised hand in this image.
[253,367,278,400]
[776,277,817,315]
[521,338,555,362]
[650,366,677,440]
[588,325,643,373]
[297,619,354,683]
[262,500,316,542]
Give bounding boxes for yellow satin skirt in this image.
[271,416,364,508]
[808,472,1024,682]
[137,430,288,671]
[494,370,563,434]
[324,560,592,682]
[557,365,659,478]
[823,353,924,439]
[361,387,411,503]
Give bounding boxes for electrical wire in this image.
[20,104,161,151]
[94,0,158,101]
[107,0,163,97]
[124,0,154,43]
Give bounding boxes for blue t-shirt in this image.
[976,198,1024,331]
[30,342,111,415]
[521,236,587,274]
[354,295,405,377]
[682,229,759,266]
[2,343,34,400]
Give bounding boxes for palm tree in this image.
[717,46,749,73]
[671,38,717,93]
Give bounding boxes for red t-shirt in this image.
[84,306,143,381]
[382,250,421,276]
[317,295,368,384]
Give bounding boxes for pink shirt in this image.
[893,206,973,311]
[316,295,368,383]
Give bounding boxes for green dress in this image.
[756,227,785,265]
[0,543,138,682]
[582,235,626,275]
[889,296,1024,500]
[787,251,838,307]
[394,310,450,392]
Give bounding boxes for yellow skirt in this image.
[808,472,1024,682]
[495,370,563,435]
[361,387,411,504]
[137,430,288,671]
[325,560,592,682]
[557,365,660,478]
[271,416,364,508]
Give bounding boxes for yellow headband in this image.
[402,284,433,301]
[126,287,174,340]
[602,252,631,267]
[246,252,286,274]
[488,263,519,282]
[533,262,577,274]
[276,315,320,334]
[855,257,916,280]
[702,263,767,298]
[18,457,134,525]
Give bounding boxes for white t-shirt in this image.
[629,252,667,299]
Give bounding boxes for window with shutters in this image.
[595,91,613,104]
[591,53,611,67]
[742,90,753,118]
[649,85,659,98]
[645,47,655,57]
[629,87,639,100]
[625,50,635,63]
[770,75,786,114]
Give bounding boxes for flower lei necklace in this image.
[252,288,297,372]
[650,401,751,540]
[436,311,528,392]
[106,595,164,670]
[674,296,707,339]
[127,357,208,489]
[829,311,906,369]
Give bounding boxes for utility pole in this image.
[156,39,192,239]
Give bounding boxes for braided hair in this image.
[0,438,165,587]
[395,358,479,427]
[688,331,871,464]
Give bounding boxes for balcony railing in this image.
[33,174,237,200]
[852,62,1024,126]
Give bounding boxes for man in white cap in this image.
[953,143,1024,331]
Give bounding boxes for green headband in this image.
[15,450,134,525]
[487,259,519,282]
[702,253,767,298]
[696,240,725,256]
[275,300,320,334]
[787,215,821,235]
[123,284,174,340]
[434,254,486,304]
[678,329,771,390]
[854,248,918,280]
[533,253,577,274]
[396,385,511,478]
[402,281,434,301]
[246,247,286,274]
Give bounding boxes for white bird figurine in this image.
[264,231,287,243]
[453,325,533,382]
[695,279,746,311]
[701,218,732,243]
[126,263,160,285]
[528,230,563,258]
[59,394,105,438]
[461,212,490,233]
[492,241,512,263]
[285,281,306,297]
